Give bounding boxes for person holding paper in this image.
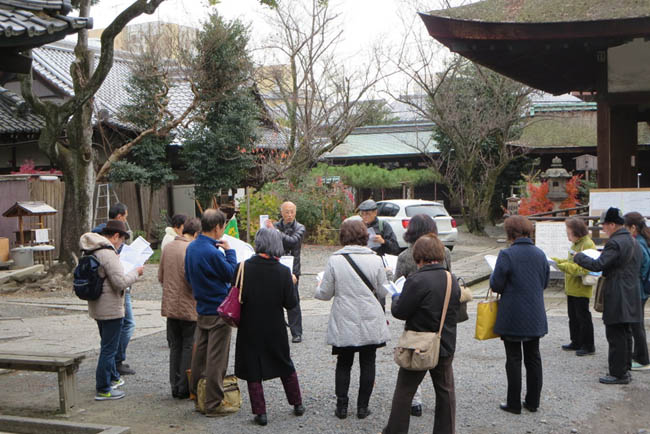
[80,220,144,400]
[315,219,389,421]
[623,212,650,371]
[393,213,452,418]
[490,215,549,414]
[233,227,305,426]
[92,203,137,376]
[574,207,642,384]
[384,234,461,434]
[271,201,305,343]
[358,199,400,257]
[551,217,596,357]
[185,209,238,416]
[158,218,200,399]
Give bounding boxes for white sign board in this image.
[534,222,572,260]
[589,188,650,218]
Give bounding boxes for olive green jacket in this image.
[552,235,596,298]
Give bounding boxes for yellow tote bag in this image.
[475,289,500,340]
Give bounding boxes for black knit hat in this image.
[599,207,624,225]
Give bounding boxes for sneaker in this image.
[117,363,136,375]
[205,402,239,417]
[631,361,650,371]
[292,335,302,343]
[95,389,125,400]
[111,378,125,389]
[598,375,630,385]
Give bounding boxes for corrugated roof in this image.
[324,123,438,159]
[431,0,650,23]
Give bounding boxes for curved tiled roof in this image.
[0,0,92,48]
[431,0,650,23]
[0,86,43,133]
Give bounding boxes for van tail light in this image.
[451,218,457,228]
[401,219,410,229]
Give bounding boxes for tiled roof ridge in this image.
[0,0,71,14]
[0,86,28,114]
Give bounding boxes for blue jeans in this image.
[116,291,135,365]
[96,318,123,393]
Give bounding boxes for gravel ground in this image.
[1,313,649,433]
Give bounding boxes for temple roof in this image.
[432,0,650,23]
[419,1,650,95]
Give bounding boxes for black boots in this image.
[335,397,348,419]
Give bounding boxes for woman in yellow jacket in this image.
[552,218,597,356]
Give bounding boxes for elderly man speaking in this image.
[269,202,306,343]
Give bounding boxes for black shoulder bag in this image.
[342,253,386,313]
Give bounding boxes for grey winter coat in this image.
[315,245,390,347]
[574,227,642,325]
[79,232,140,321]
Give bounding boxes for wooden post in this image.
[18,215,24,245]
[246,186,251,243]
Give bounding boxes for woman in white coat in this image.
[315,219,390,421]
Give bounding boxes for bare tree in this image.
[259,0,386,183]
[385,11,533,233]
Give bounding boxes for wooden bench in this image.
[0,351,85,415]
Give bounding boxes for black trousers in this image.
[287,279,303,337]
[335,347,376,410]
[503,338,543,410]
[606,323,634,378]
[567,295,595,351]
[631,298,649,365]
[383,356,455,434]
[166,318,196,397]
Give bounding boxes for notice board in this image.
[534,222,572,259]
[589,188,650,217]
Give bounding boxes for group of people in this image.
[80,199,649,433]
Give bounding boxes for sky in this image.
[87,0,456,62]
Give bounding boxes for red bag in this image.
[217,261,245,327]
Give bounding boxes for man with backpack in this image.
[79,220,144,400]
[358,199,400,257]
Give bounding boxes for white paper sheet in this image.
[34,229,49,243]
[316,271,324,283]
[485,255,498,271]
[280,255,294,273]
[580,249,601,260]
[120,236,153,273]
[384,276,406,296]
[221,234,255,263]
[259,215,269,229]
[367,227,380,248]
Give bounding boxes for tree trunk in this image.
[145,187,155,239]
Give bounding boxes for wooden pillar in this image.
[597,101,638,188]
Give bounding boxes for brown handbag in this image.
[393,271,452,371]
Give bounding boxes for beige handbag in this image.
[393,271,452,371]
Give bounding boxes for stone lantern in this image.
[542,156,572,210]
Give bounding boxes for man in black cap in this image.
[358,199,400,257]
[574,207,642,384]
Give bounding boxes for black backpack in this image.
[73,246,113,301]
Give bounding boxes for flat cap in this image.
[599,207,624,225]
[359,199,377,211]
